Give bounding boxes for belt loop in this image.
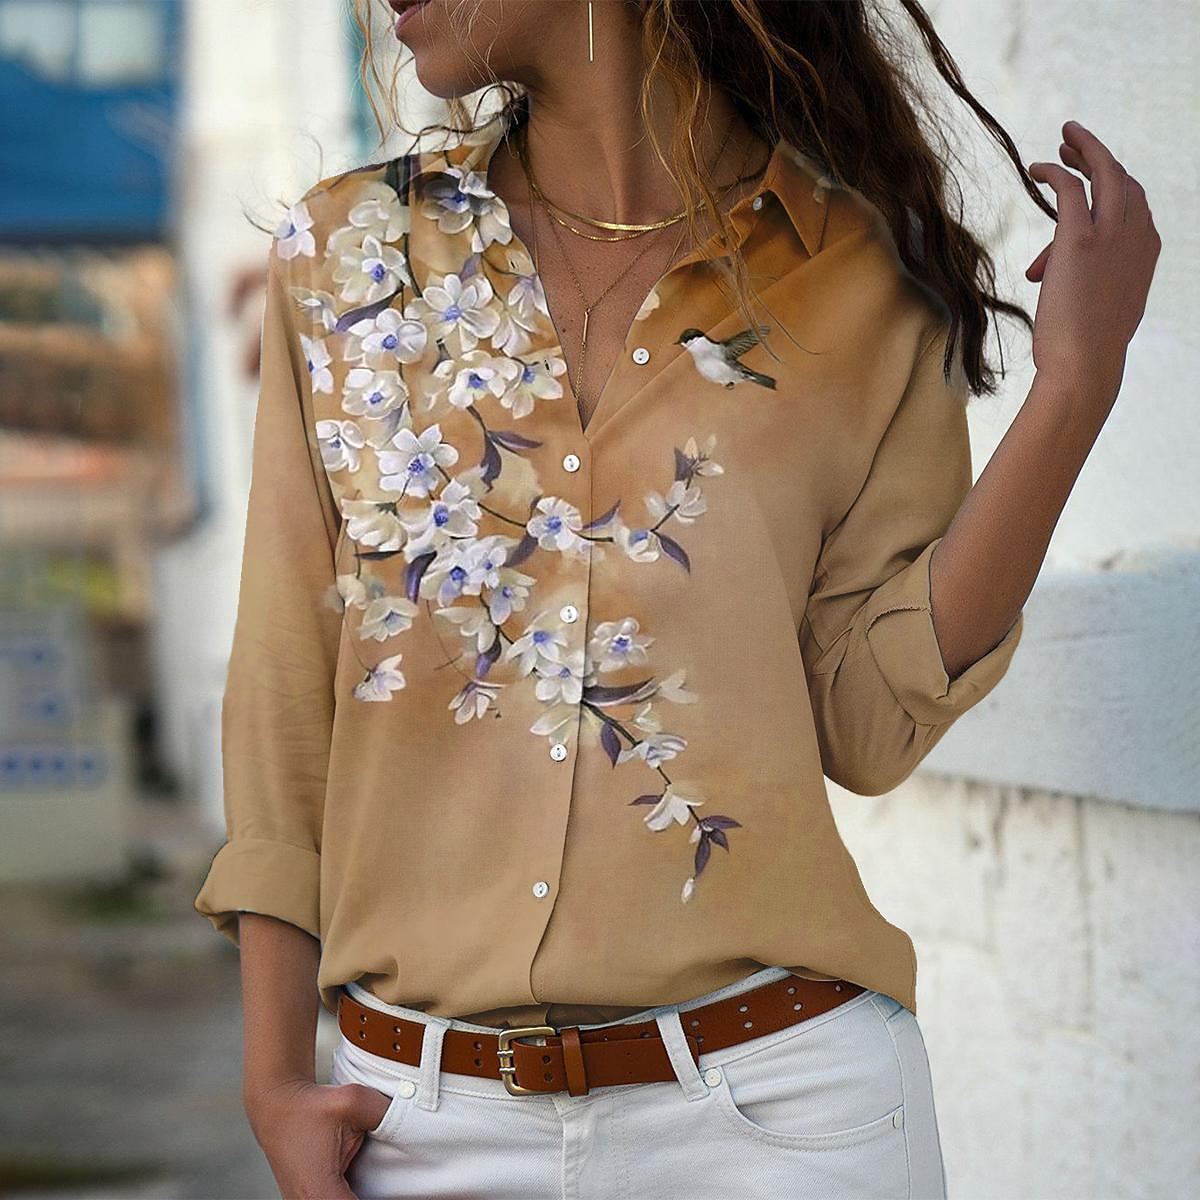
[653,1011,708,1102]
[415,1015,452,1111]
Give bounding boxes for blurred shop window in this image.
[0,0,167,85]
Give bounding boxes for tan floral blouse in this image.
[193,104,1024,1028]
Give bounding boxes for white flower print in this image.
[527,497,587,556]
[655,668,698,704]
[530,702,577,742]
[617,728,688,768]
[333,234,409,305]
[406,272,500,354]
[345,308,428,368]
[485,566,534,625]
[534,648,585,706]
[643,785,704,832]
[500,354,567,420]
[612,520,664,564]
[347,181,410,243]
[290,287,338,332]
[433,349,518,410]
[300,334,333,395]
[421,166,513,252]
[358,593,419,642]
[316,419,365,473]
[436,603,498,655]
[378,423,458,497]
[419,536,510,606]
[504,610,567,676]
[684,434,724,477]
[587,618,653,674]
[336,573,368,609]
[341,498,407,554]
[449,679,504,724]
[353,653,405,701]
[275,201,315,259]
[342,367,407,420]
[400,478,482,556]
[646,479,707,525]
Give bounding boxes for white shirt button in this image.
[751,194,764,211]
[549,741,568,761]
[632,346,650,365]
[562,452,581,473]
[703,1068,723,1087]
[532,880,550,899]
[559,604,579,624]
[397,1079,417,1098]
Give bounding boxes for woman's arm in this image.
[239,913,388,1200]
[929,118,1161,679]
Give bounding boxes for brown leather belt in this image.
[337,973,865,1097]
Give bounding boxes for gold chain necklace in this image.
[515,116,736,238]
[524,158,681,428]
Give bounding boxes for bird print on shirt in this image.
[674,325,777,390]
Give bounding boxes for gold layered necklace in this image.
[515,114,757,427]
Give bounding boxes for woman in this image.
[193,2,1159,1197]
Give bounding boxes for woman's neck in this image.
[495,54,764,227]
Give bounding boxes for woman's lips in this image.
[390,0,432,33]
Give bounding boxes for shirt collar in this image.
[404,107,833,259]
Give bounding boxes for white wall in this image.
[838,3,1199,1197]
[153,0,358,830]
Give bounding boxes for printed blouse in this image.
[193,103,1024,1028]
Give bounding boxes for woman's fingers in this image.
[1025,240,1053,282]
[1060,119,1129,227]
[1028,160,1091,232]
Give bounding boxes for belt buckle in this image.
[496,1024,558,1095]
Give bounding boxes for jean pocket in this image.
[330,1035,420,1145]
[706,989,905,1146]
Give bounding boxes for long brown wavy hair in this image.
[350,0,1054,400]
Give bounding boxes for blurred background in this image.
[0,1,1194,1198]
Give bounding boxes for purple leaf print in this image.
[702,815,742,830]
[333,290,401,333]
[628,793,661,806]
[600,722,622,766]
[694,832,712,876]
[581,499,620,531]
[507,533,539,567]
[480,437,502,487]
[476,636,502,678]
[708,828,729,850]
[673,447,691,482]
[489,430,542,451]
[404,551,437,602]
[658,532,691,572]
[582,678,655,707]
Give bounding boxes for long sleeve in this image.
[799,319,1024,797]
[193,232,343,944]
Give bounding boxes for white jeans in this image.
[331,967,947,1199]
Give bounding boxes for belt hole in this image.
[359,1014,367,1024]
[544,1072,554,1082]
[835,984,843,992]
[640,1030,651,1037]
[394,1025,402,1034]
[738,1004,749,1013]
[473,1057,481,1067]
[786,985,797,994]
[743,1020,753,1029]
[696,1035,704,1045]
[474,1040,483,1051]
[392,1042,401,1052]
[357,1030,366,1039]
[689,1018,700,1028]
[542,1053,551,1064]
[793,1002,803,1011]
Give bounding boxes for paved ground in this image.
[0,797,341,1200]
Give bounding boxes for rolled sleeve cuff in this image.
[193,837,322,945]
[862,537,1024,727]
